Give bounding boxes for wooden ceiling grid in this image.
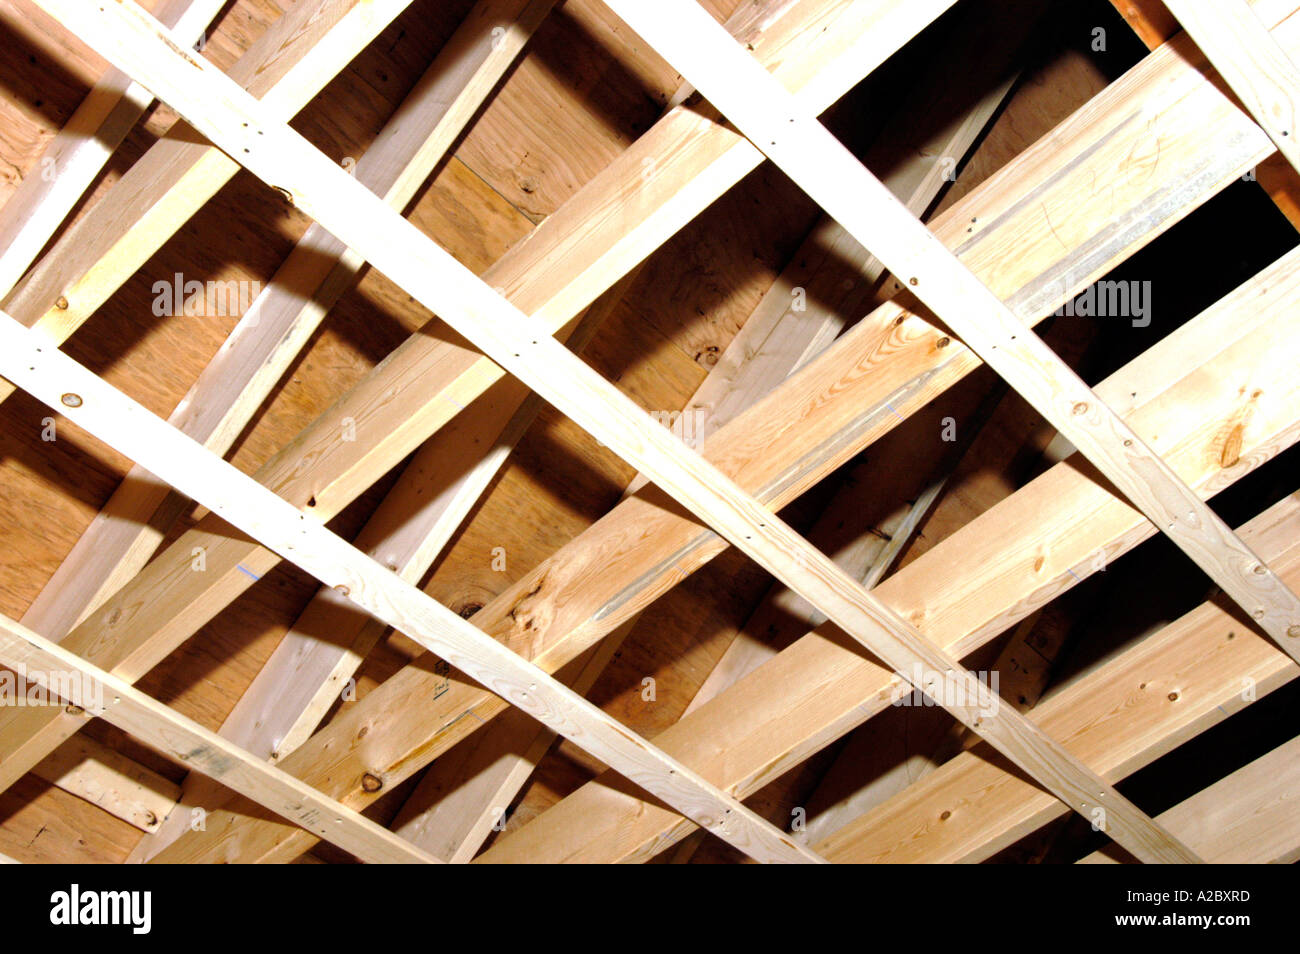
[0,0,1296,863]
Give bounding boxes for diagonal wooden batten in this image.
[822,494,1300,864]
[393,26,1027,861]
[22,0,555,840]
[0,0,421,406]
[0,0,949,800]
[477,243,1300,864]
[159,4,1300,864]
[21,0,556,645]
[369,0,819,862]
[1079,733,1300,864]
[602,0,1300,665]
[0,611,441,864]
[0,0,227,299]
[1162,0,1300,175]
[36,0,1201,864]
[133,0,812,866]
[0,309,823,864]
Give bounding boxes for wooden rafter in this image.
[0,305,822,864]
[393,0,1036,861]
[37,0,1213,864]
[603,0,1300,667]
[160,5,1292,864]
[1161,0,1300,174]
[1081,734,1300,864]
[0,611,442,864]
[0,0,226,298]
[824,490,1300,863]
[0,0,1295,868]
[0,0,419,407]
[0,0,949,802]
[25,0,555,841]
[477,241,1300,863]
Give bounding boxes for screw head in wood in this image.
[1287,625,1300,639]
[60,393,81,408]
[1072,401,1088,415]
[54,295,68,310]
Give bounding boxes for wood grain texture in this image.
[1163,0,1300,173]
[607,0,1300,663]
[0,609,442,863]
[17,0,552,841]
[479,242,1300,863]
[825,494,1300,863]
[32,734,180,832]
[0,0,417,365]
[1081,734,1300,864]
[0,307,822,864]
[0,0,943,806]
[156,4,1297,863]
[0,0,225,298]
[63,0,1204,862]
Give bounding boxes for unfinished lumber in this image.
[0,0,226,298]
[477,242,1300,863]
[394,2,1034,861]
[796,445,1081,847]
[821,491,1300,863]
[0,0,946,801]
[389,620,633,861]
[133,0,812,866]
[1108,0,1181,48]
[0,0,419,402]
[380,0,816,862]
[604,0,1300,662]
[21,0,554,647]
[48,0,1210,864]
[1162,0,1300,175]
[159,7,1294,864]
[1110,0,1300,233]
[0,610,441,864]
[32,735,180,833]
[0,308,824,866]
[19,0,552,838]
[1081,734,1300,864]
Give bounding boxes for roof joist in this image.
[0,0,1296,866]
[153,0,1300,864]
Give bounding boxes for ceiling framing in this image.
[0,0,1297,864]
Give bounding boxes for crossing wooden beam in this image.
[0,0,420,406]
[156,6,1294,864]
[0,0,226,299]
[0,0,948,803]
[476,243,1300,863]
[21,0,555,847]
[0,306,823,864]
[823,492,1300,863]
[604,0,1300,668]
[1162,0,1300,176]
[392,0,1037,862]
[0,610,442,864]
[44,0,1210,864]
